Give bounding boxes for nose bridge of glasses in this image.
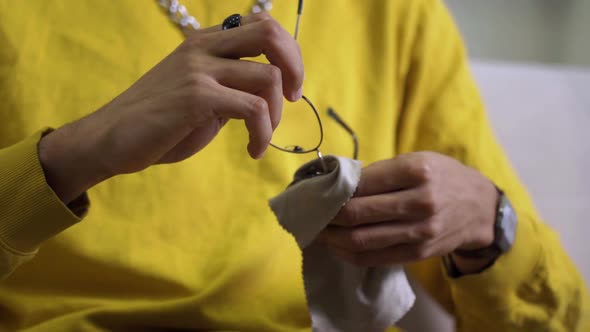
[316,149,327,173]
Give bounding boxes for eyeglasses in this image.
[269,0,358,172]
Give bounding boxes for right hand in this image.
[39,12,304,204]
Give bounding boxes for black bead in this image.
[222,14,242,30]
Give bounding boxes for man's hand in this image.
[318,152,499,273]
[39,12,303,204]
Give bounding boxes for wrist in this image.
[444,173,518,277]
[450,180,501,275]
[458,179,499,251]
[38,124,110,204]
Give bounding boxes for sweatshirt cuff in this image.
[0,130,88,254]
[443,211,543,314]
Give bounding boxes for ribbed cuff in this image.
[0,130,88,254]
[442,212,543,316]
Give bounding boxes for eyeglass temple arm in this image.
[294,0,304,40]
[327,107,359,160]
[292,2,357,162]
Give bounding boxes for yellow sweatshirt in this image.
[0,0,588,331]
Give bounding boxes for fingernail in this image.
[248,143,265,160]
[293,87,303,101]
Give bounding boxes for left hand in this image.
[317,152,499,269]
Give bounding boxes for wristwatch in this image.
[443,188,517,277]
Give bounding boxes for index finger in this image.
[203,14,304,102]
[356,154,431,196]
[331,189,431,227]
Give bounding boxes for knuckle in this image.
[416,219,440,240]
[261,19,283,43]
[185,72,201,88]
[416,189,438,214]
[250,97,269,115]
[184,56,210,80]
[340,203,361,227]
[185,72,209,92]
[346,230,370,252]
[263,64,282,85]
[392,199,408,217]
[182,34,206,51]
[408,154,433,182]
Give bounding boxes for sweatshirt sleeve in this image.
[397,1,590,331]
[0,130,88,278]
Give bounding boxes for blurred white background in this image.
[445,0,590,66]
[399,2,590,331]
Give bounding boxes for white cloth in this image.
[269,156,415,332]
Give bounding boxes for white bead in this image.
[160,0,273,31]
[170,1,179,14]
[177,4,187,16]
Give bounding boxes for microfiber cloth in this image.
[269,156,415,332]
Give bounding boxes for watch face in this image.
[496,196,517,252]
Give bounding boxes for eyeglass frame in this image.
[268,0,359,165]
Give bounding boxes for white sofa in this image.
[398,61,590,331]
